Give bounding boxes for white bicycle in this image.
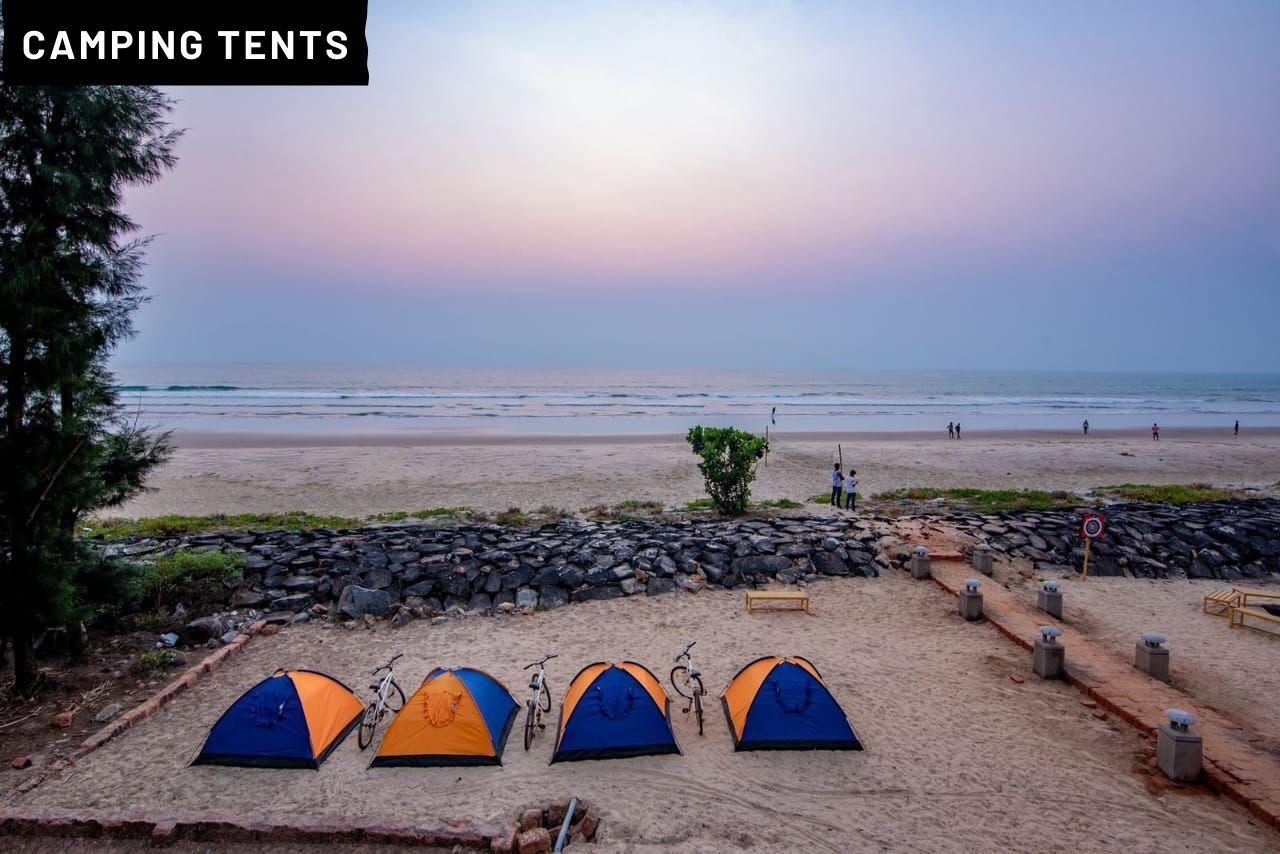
[522,652,557,751]
[670,641,706,735]
[358,652,406,750]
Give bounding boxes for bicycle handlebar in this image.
[522,652,558,670]
[371,652,404,675]
[675,640,696,661]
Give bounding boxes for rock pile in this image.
[943,498,1280,580]
[120,516,883,623]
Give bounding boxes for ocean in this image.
[107,364,1280,437]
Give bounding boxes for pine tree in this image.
[0,81,180,693]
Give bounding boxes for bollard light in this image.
[964,578,982,593]
[1141,632,1166,649]
[1165,709,1195,732]
[1042,580,1060,593]
[1040,625,1062,644]
[913,546,929,556]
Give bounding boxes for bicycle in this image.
[669,641,706,735]
[522,652,557,750]
[357,652,406,750]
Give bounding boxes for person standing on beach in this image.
[1152,422,1160,441]
[947,421,954,439]
[955,422,961,439]
[831,463,843,506]
[844,469,859,511]
[1235,420,1240,436]
[1083,419,1089,435]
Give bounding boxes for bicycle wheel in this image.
[357,701,380,750]
[539,679,552,713]
[384,680,407,713]
[670,665,692,699]
[692,676,705,736]
[523,701,536,751]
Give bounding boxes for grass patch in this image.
[494,507,529,527]
[683,498,716,511]
[133,649,185,673]
[757,498,802,509]
[586,499,665,520]
[874,487,1079,512]
[136,549,245,611]
[806,493,832,504]
[1095,483,1237,505]
[371,507,471,522]
[84,512,361,540]
[532,505,571,519]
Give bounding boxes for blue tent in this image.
[721,656,862,751]
[193,669,365,769]
[552,662,680,763]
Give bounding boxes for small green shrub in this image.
[685,426,767,516]
[133,649,184,672]
[683,498,716,511]
[495,507,528,527]
[757,498,801,509]
[806,493,831,504]
[136,549,245,610]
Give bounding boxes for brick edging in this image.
[928,570,1280,833]
[0,807,499,848]
[15,620,269,795]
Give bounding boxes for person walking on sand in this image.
[1235,420,1239,437]
[830,463,843,506]
[955,422,961,439]
[1152,422,1160,441]
[844,469,859,511]
[947,421,954,439]
[1083,419,1089,435]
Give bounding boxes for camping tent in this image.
[371,667,518,766]
[552,662,680,763]
[193,669,364,768]
[721,656,863,751]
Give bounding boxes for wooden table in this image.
[745,590,811,614]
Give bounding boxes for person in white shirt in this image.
[843,469,859,511]
[830,463,843,506]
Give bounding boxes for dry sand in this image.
[13,576,1276,852]
[1053,576,1280,751]
[115,429,1280,518]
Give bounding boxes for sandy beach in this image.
[113,428,1280,519]
[14,574,1278,851]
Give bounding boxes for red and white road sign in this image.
[1080,513,1106,539]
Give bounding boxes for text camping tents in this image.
[721,656,863,751]
[552,662,680,763]
[371,666,518,766]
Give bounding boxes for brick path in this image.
[924,549,1280,833]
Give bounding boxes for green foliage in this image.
[532,505,571,519]
[587,499,664,520]
[806,493,832,504]
[685,426,766,516]
[757,498,801,509]
[683,498,716,511]
[874,487,1079,511]
[133,649,184,673]
[83,511,362,540]
[495,507,529,527]
[1096,483,1237,505]
[135,549,244,610]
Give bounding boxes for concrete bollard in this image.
[1157,709,1202,782]
[1135,632,1171,683]
[909,546,932,580]
[958,578,983,621]
[971,543,994,575]
[1036,579,1063,620]
[1032,626,1065,679]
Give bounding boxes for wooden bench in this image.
[1203,588,1241,616]
[1236,587,1280,608]
[745,590,811,614]
[1229,605,1280,637]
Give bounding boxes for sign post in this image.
[1080,513,1106,580]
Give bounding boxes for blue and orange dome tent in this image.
[720,656,863,751]
[552,662,680,763]
[371,667,518,767]
[193,669,364,768]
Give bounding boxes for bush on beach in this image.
[685,426,767,516]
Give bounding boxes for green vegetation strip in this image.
[1095,483,1238,504]
[872,487,1080,511]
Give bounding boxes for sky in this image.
[116,0,1280,372]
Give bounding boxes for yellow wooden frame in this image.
[1229,605,1280,636]
[1235,587,1280,608]
[745,590,811,614]
[1203,588,1241,616]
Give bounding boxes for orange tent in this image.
[371,667,518,766]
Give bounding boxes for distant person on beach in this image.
[1235,420,1240,436]
[947,421,954,439]
[831,463,843,506]
[844,469,858,511]
[955,422,961,439]
[1152,422,1160,441]
[771,406,776,426]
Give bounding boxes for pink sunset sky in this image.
[118,1,1280,369]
